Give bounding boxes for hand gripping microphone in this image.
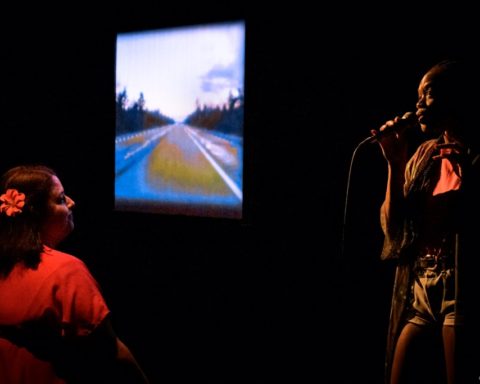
[366,111,418,143]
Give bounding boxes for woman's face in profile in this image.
[40,176,75,247]
[416,66,457,136]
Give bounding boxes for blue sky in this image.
[116,21,245,122]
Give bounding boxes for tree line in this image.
[115,89,175,135]
[184,90,244,136]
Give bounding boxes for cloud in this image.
[200,63,239,93]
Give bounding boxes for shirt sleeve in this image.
[380,140,437,260]
[379,144,422,260]
[50,258,111,337]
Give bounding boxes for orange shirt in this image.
[432,152,462,196]
[0,246,110,384]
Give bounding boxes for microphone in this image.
[366,111,418,143]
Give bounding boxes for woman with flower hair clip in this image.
[0,165,149,384]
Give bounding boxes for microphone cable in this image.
[340,136,373,261]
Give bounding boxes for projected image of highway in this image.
[115,20,245,218]
[115,124,243,217]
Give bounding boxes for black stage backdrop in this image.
[1,6,477,383]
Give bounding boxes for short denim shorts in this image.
[408,251,457,327]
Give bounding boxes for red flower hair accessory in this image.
[0,189,26,217]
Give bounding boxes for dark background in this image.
[1,6,477,382]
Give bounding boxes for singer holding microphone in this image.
[372,59,480,384]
